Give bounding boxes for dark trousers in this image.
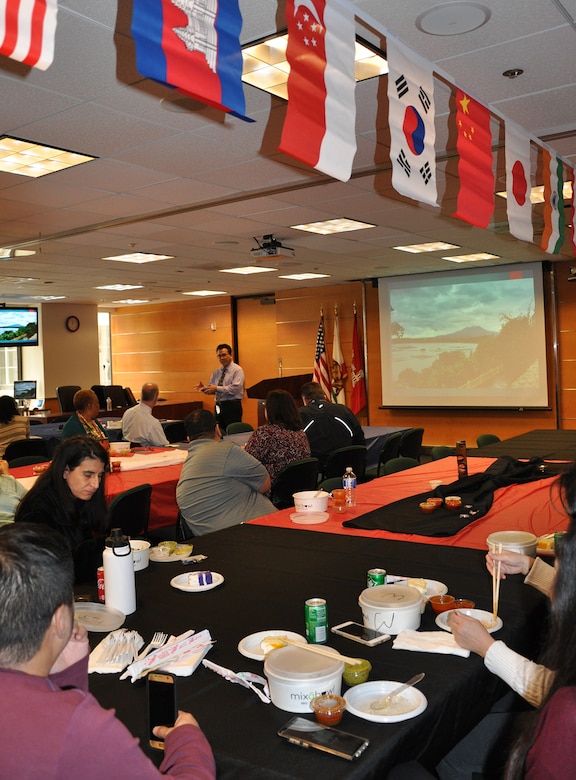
[216,399,242,431]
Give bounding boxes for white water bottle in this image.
[106,396,112,412]
[343,466,357,506]
[103,528,136,615]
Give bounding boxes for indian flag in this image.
[540,149,565,255]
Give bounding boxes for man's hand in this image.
[152,710,199,741]
[447,611,495,657]
[193,381,205,392]
[50,621,89,675]
[486,550,534,578]
[202,384,217,394]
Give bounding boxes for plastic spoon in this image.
[370,672,425,710]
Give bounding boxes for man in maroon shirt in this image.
[0,523,215,779]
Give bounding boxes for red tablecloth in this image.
[249,457,569,550]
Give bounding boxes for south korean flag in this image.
[387,38,438,207]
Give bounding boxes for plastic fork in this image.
[137,631,168,661]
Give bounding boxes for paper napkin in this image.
[393,630,470,657]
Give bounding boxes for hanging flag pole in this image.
[313,309,332,400]
[350,303,367,415]
[331,304,348,404]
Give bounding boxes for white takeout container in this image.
[292,491,329,512]
[359,584,423,635]
[264,645,344,712]
[109,441,130,455]
[130,539,151,571]
[486,530,537,557]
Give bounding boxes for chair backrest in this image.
[124,386,138,407]
[398,428,424,461]
[5,438,49,466]
[318,476,344,493]
[323,445,367,480]
[107,484,153,538]
[430,445,456,460]
[476,433,501,447]
[383,456,420,474]
[376,431,403,476]
[8,455,49,468]
[269,458,320,509]
[92,385,127,409]
[163,421,186,444]
[226,422,254,435]
[56,385,81,413]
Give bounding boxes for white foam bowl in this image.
[292,491,329,512]
[130,539,151,571]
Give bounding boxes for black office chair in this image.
[323,445,367,481]
[269,458,320,510]
[383,457,420,474]
[398,428,425,462]
[476,433,501,447]
[318,477,344,493]
[8,455,49,468]
[124,387,138,407]
[430,445,456,460]
[5,438,49,466]
[107,484,153,539]
[365,431,403,479]
[56,385,81,413]
[92,385,126,409]
[226,422,254,435]
[164,421,186,444]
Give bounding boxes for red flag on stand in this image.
[350,311,367,415]
[313,317,332,400]
[452,90,494,228]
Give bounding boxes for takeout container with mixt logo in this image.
[264,645,344,712]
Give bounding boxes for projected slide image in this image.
[379,264,548,408]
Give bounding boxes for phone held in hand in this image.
[278,717,369,761]
[331,621,391,646]
[147,672,177,750]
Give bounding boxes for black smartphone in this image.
[278,717,369,761]
[147,672,177,751]
[331,621,391,646]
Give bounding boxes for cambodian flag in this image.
[131,0,250,121]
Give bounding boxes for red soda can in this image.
[97,566,105,602]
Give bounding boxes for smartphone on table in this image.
[278,717,369,761]
[331,621,391,646]
[147,672,177,750]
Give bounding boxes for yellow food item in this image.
[260,637,286,654]
[539,537,554,550]
[407,578,427,595]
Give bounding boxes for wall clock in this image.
[65,315,80,333]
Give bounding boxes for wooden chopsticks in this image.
[492,542,502,622]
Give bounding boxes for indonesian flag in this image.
[540,149,565,255]
[131,0,250,121]
[452,91,494,228]
[387,37,437,207]
[331,313,347,404]
[278,0,357,182]
[0,0,58,70]
[313,317,332,400]
[350,310,367,415]
[505,122,533,243]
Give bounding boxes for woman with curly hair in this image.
[0,395,30,457]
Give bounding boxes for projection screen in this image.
[378,263,549,409]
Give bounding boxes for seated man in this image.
[298,381,365,472]
[177,409,275,536]
[121,382,169,447]
[0,523,215,779]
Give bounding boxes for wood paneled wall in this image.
[112,264,575,445]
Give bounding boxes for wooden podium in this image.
[246,373,312,426]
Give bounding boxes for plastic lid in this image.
[359,584,422,609]
[105,527,129,547]
[264,645,343,680]
[487,531,537,547]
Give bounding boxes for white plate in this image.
[290,511,329,525]
[435,608,503,634]
[344,680,427,723]
[170,572,224,593]
[74,602,125,632]
[237,630,308,661]
[150,547,193,563]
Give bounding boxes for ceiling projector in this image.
[250,234,295,259]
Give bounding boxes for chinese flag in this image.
[452,91,494,228]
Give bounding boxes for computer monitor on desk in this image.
[13,380,37,409]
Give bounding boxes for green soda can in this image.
[305,598,328,644]
[367,568,387,588]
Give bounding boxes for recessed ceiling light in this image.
[31,295,66,300]
[496,181,573,204]
[242,35,387,99]
[102,253,174,264]
[443,253,500,263]
[0,135,95,178]
[394,242,460,253]
[291,218,376,235]
[95,284,144,291]
[182,290,228,297]
[0,247,36,259]
[112,299,150,304]
[416,3,491,36]
[220,266,277,275]
[279,273,331,280]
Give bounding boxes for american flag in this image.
[313,317,332,399]
[0,0,58,70]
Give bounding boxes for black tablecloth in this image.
[85,524,547,779]
[468,429,576,461]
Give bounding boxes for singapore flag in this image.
[505,122,533,243]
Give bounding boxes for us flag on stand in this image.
[0,0,58,70]
[313,317,332,400]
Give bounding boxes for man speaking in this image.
[194,344,245,432]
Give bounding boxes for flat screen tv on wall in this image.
[0,307,39,346]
